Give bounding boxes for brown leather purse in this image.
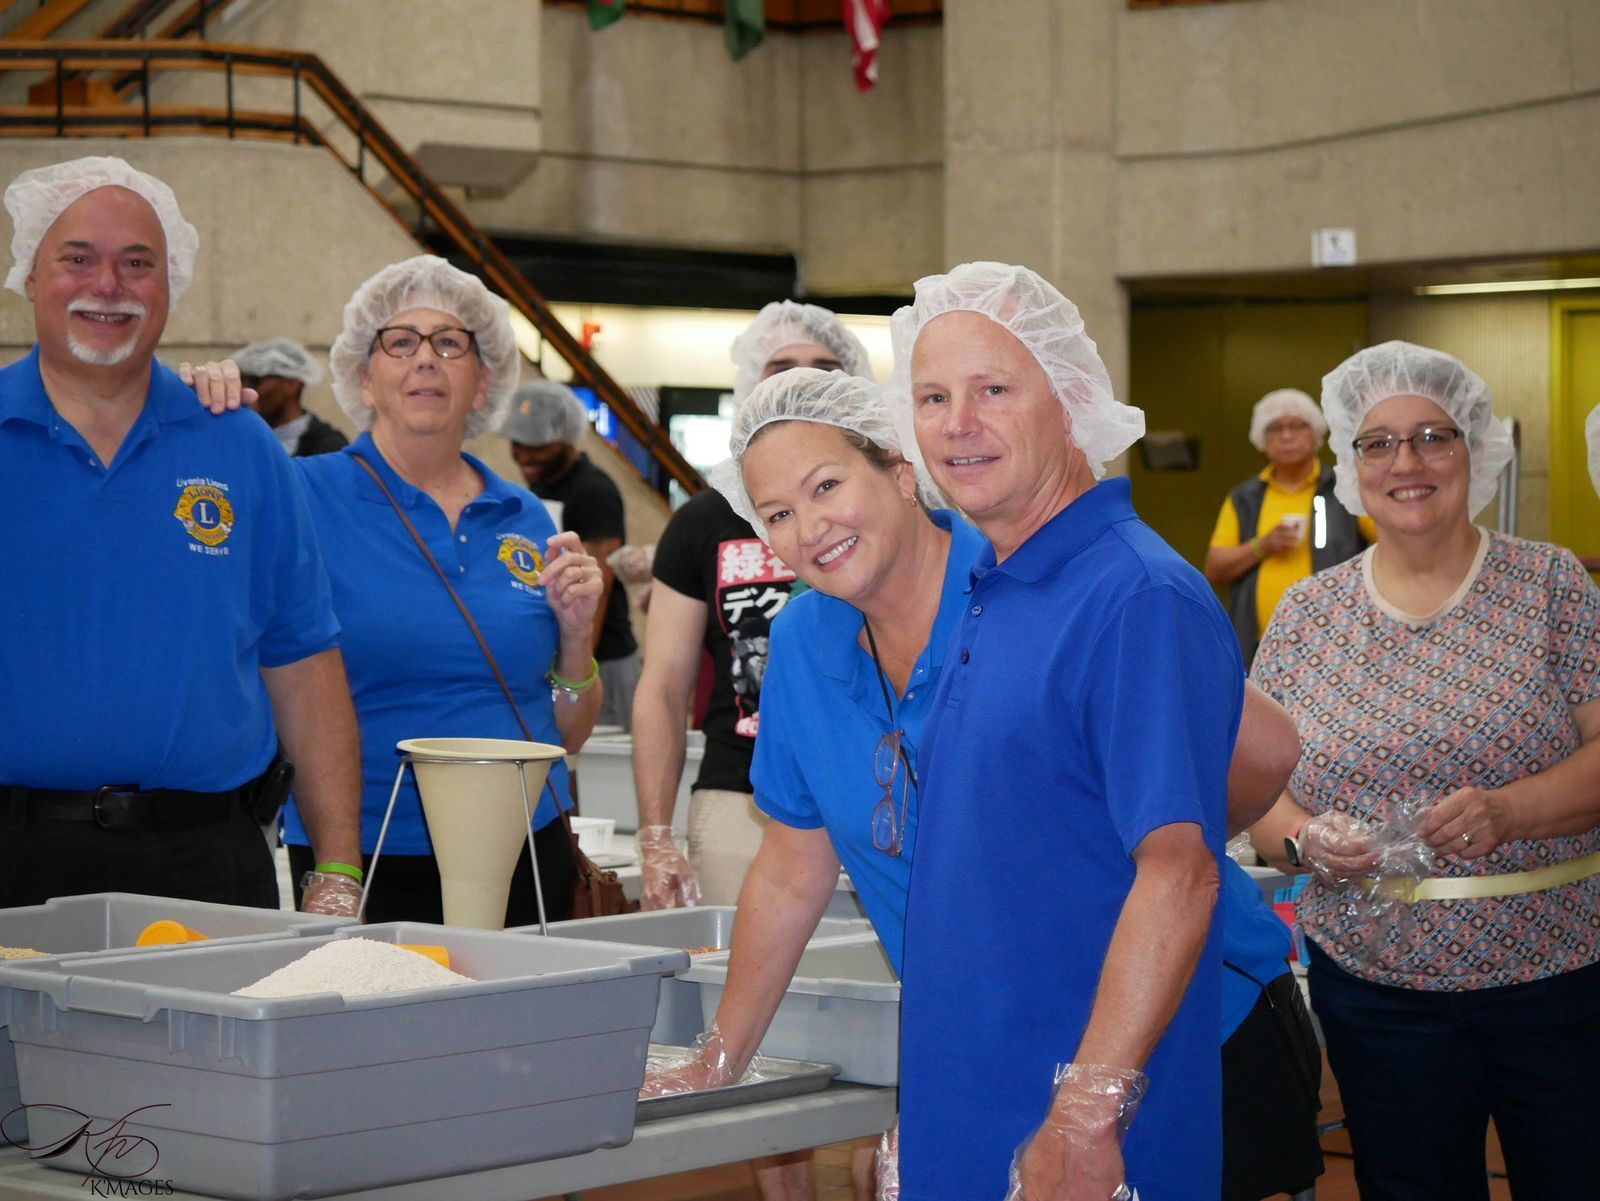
[353,454,630,920]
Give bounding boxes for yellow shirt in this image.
[1210,464,1377,638]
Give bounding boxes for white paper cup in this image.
[1280,513,1308,545]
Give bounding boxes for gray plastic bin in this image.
[0,922,685,1200]
[533,908,870,1044]
[0,893,352,1142]
[690,934,899,1085]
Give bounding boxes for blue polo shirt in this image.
[0,346,338,792]
[1221,857,1293,1037]
[752,510,985,975]
[281,435,572,855]
[899,478,1242,1201]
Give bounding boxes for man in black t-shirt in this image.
[502,381,641,728]
[232,337,348,457]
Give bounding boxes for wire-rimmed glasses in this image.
[871,729,915,858]
[1351,426,1463,465]
[371,326,478,360]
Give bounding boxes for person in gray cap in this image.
[502,380,640,729]
[232,336,347,457]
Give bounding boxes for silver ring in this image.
[1461,832,1472,847]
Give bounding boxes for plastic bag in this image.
[1002,1063,1147,1201]
[876,1120,899,1201]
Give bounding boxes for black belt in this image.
[1,783,248,832]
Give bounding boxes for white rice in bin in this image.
[234,938,472,998]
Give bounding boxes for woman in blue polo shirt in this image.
[644,369,1319,1200]
[281,256,606,924]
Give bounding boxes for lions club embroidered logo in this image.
[497,534,544,586]
[173,484,235,548]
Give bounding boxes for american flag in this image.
[844,0,891,92]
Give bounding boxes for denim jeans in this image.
[1307,940,1600,1201]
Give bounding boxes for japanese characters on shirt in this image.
[715,537,795,736]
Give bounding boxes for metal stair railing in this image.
[0,39,703,495]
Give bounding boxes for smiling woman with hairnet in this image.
[1250,341,1600,1200]
[274,255,606,924]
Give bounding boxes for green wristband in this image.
[314,861,365,884]
[549,656,599,691]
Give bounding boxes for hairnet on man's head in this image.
[1586,403,1600,500]
[887,262,1145,479]
[232,338,324,387]
[4,156,199,311]
[1248,388,1326,453]
[730,300,874,402]
[500,380,589,446]
[328,255,520,441]
[1321,340,1515,517]
[709,367,937,543]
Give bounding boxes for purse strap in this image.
[351,452,578,840]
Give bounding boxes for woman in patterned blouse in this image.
[1250,341,1600,1201]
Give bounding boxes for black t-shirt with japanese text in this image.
[651,488,794,793]
[531,453,638,662]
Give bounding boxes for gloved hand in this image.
[299,872,363,918]
[607,543,656,586]
[1301,812,1380,886]
[876,1119,900,1201]
[1004,1063,1148,1201]
[639,824,700,910]
[639,1024,743,1098]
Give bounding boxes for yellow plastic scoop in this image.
[136,920,210,946]
[398,944,451,969]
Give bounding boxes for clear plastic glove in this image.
[608,543,656,586]
[1300,811,1380,886]
[876,1119,900,1201]
[299,872,363,918]
[639,1024,772,1097]
[177,359,255,414]
[1004,1063,1148,1201]
[639,824,701,910]
[1341,796,1438,967]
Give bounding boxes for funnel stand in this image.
[517,763,549,936]
[357,757,410,923]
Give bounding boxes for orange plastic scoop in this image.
[398,944,451,969]
[136,920,210,946]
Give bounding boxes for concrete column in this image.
[941,0,1128,404]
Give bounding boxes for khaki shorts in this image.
[687,787,768,906]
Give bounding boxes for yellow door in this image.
[1549,297,1600,580]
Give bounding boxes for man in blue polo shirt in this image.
[889,262,1242,1201]
[0,156,362,915]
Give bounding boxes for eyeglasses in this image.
[1351,426,1464,465]
[871,729,916,858]
[1264,420,1311,438]
[371,326,478,360]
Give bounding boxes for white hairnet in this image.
[730,300,874,402]
[4,155,199,311]
[709,367,937,543]
[500,380,589,446]
[232,337,324,387]
[1248,388,1326,453]
[1321,340,1515,517]
[887,262,1145,480]
[1587,404,1600,500]
[329,255,519,441]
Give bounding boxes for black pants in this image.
[0,798,278,910]
[288,816,575,926]
[1221,974,1325,1200]
[1308,940,1600,1201]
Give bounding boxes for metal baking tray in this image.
[637,1045,841,1122]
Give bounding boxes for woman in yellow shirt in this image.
[1205,388,1374,666]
